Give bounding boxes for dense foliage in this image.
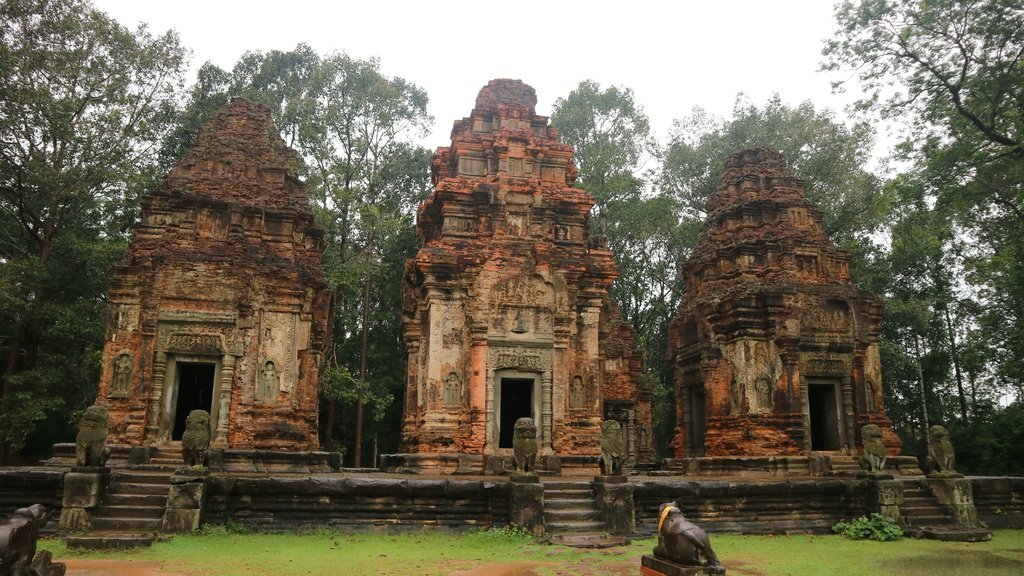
[832,513,904,541]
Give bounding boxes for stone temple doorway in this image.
[497,375,537,449]
[168,360,217,441]
[807,380,842,451]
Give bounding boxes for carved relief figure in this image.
[443,372,462,409]
[75,405,110,467]
[112,352,133,396]
[257,360,279,403]
[654,503,722,567]
[599,420,625,476]
[858,424,887,474]
[865,378,877,412]
[181,410,211,467]
[754,377,772,411]
[729,379,745,415]
[927,424,957,475]
[512,417,538,474]
[569,375,585,410]
[507,213,524,236]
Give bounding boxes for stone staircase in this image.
[63,446,182,550]
[542,480,603,533]
[899,477,957,535]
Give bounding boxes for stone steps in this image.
[64,530,157,550]
[542,480,603,534]
[64,464,175,550]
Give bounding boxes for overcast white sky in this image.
[93,0,865,149]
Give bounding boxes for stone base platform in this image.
[380,452,601,476]
[641,555,726,576]
[47,443,341,474]
[659,455,922,478]
[910,526,993,542]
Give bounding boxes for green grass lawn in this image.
[40,528,1024,576]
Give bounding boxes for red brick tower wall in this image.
[668,148,900,458]
[402,79,652,463]
[98,98,330,451]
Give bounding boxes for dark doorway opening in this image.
[499,378,534,448]
[173,362,215,440]
[686,386,706,456]
[808,383,841,450]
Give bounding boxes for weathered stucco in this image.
[668,148,899,458]
[97,98,331,451]
[402,79,652,464]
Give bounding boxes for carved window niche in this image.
[553,225,570,242]
[796,253,818,274]
[541,165,565,182]
[443,215,477,237]
[458,156,486,176]
[111,351,134,398]
[507,157,526,176]
[444,372,462,409]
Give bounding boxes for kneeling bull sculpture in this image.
[653,502,722,568]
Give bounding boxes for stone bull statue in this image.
[654,503,722,568]
[0,504,65,576]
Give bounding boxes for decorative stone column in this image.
[213,354,234,448]
[541,370,553,450]
[59,467,110,532]
[594,476,635,535]
[508,475,544,538]
[868,478,904,525]
[145,351,168,443]
[162,468,210,533]
[927,477,982,528]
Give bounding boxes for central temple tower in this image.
[400,79,652,471]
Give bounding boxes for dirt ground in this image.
[62,559,187,576]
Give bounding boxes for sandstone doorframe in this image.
[491,369,542,450]
[145,311,240,448]
[158,354,222,442]
[484,345,553,453]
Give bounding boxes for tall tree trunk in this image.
[944,306,968,421]
[0,322,24,465]
[354,270,370,468]
[914,333,931,457]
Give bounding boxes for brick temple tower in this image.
[668,148,900,459]
[97,98,331,452]
[400,79,652,471]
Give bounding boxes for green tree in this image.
[824,0,1024,399]
[552,80,687,457]
[0,0,188,461]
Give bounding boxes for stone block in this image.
[927,477,982,528]
[61,470,108,509]
[595,477,635,535]
[162,509,202,533]
[509,480,544,538]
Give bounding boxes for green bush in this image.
[832,513,904,541]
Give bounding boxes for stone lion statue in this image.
[512,417,538,474]
[653,503,721,568]
[0,504,65,576]
[75,405,110,467]
[927,424,956,475]
[858,424,887,474]
[599,419,625,476]
[181,409,211,467]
